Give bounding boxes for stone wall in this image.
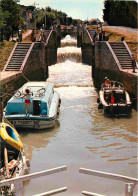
[95,41,120,71]
[23,42,46,80]
[45,30,57,67]
[77,25,83,47]
[81,28,93,66]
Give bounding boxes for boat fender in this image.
[98,103,103,109]
[41,109,47,115]
[97,97,100,103]
[58,98,61,107]
[26,159,30,167]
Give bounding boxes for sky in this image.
[19,0,105,21]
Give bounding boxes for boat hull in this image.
[104,104,132,116]
[5,116,56,129]
[0,123,23,151]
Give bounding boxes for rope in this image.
[21,73,29,82]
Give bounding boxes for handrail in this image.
[33,187,67,196]
[20,43,34,72]
[123,41,138,68]
[79,168,138,183]
[2,43,18,71]
[84,27,93,45]
[46,30,53,46]
[79,168,138,196]
[106,42,122,71]
[82,191,106,196]
[0,165,67,196]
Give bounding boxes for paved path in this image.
[0,71,20,82]
[123,69,138,76]
[108,26,138,34]
[10,30,32,41]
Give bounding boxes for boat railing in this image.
[79,168,138,196]
[13,89,46,98]
[0,165,67,196]
[101,81,124,91]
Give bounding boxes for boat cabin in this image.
[5,82,54,116]
[104,89,127,105]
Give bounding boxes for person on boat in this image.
[22,89,31,115]
[131,53,137,73]
[104,77,111,87]
[111,92,115,104]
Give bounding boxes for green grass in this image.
[0,41,15,71]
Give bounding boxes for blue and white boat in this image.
[3,82,60,129]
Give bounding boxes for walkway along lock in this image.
[79,168,138,196]
[0,165,67,196]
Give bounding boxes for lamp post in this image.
[45,7,46,29]
[34,2,39,32]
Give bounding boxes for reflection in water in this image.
[23,35,137,196]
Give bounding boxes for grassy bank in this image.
[88,25,138,61]
[0,41,15,71]
[103,26,137,61]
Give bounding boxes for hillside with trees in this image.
[35,7,77,29]
[103,0,137,28]
[0,0,78,41]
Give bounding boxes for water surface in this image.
[22,35,137,196]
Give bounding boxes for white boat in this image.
[3,82,61,129]
[97,81,132,116]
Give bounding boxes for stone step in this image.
[9,61,23,63]
[14,51,28,53]
[115,54,130,56]
[10,58,23,61]
[6,66,21,69]
[112,48,126,50]
[6,65,21,68]
[122,67,132,69]
[9,62,23,65]
[16,47,30,49]
[11,57,25,59]
[15,48,29,50]
[12,53,26,55]
[114,52,129,54]
[119,60,132,62]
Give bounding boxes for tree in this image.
[0,5,9,41]
[0,0,22,40]
[103,0,137,28]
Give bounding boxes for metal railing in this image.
[0,165,67,196]
[79,168,138,196]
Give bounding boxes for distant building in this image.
[20,5,35,29]
[74,19,83,25]
[89,18,101,25]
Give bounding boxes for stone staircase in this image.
[88,30,95,38]
[5,43,32,71]
[43,30,51,42]
[88,29,95,40]
[109,42,132,69]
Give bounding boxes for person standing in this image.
[22,89,31,115]
[131,53,137,73]
[18,30,22,42]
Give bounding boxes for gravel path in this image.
[108,26,138,34]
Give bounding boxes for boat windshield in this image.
[102,81,124,90]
